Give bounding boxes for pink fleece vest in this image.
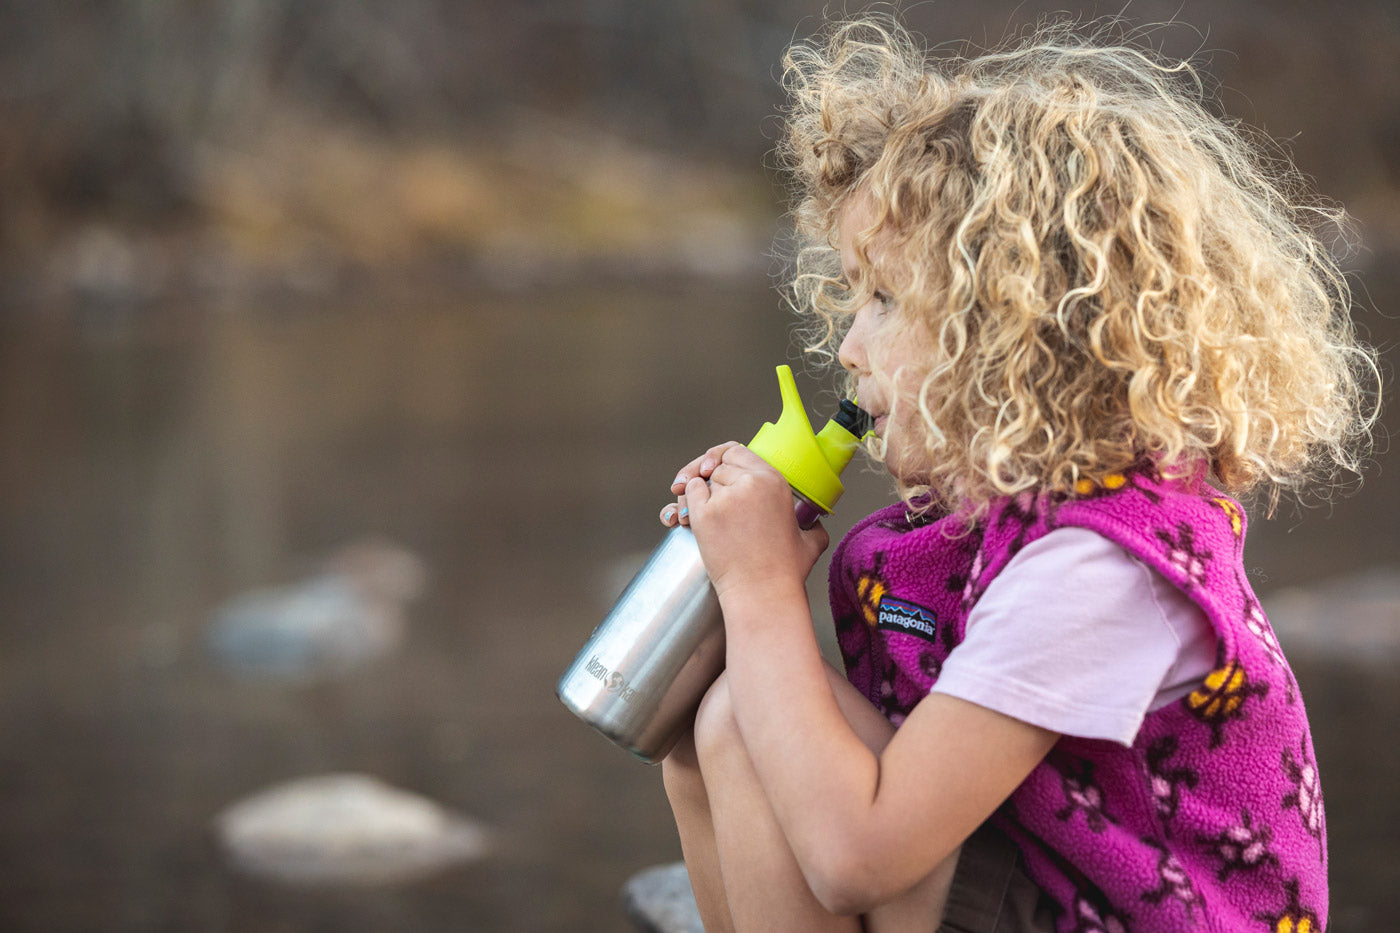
[829,464,1327,932]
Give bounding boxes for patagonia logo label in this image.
[876,598,939,643]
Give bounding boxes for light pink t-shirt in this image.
[930,526,1217,746]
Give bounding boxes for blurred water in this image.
[0,278,796,931]
[0,267,1396,930]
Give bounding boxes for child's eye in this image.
[873,291,895,314]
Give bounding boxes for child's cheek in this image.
[884,409,930,482]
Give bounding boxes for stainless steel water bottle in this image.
[556,366,872,763]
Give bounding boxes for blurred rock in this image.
[47,224,171,310]
[622,861,703,933]
[207,538,425,681]
[215,773,490,885]
[1264,566,1400,664]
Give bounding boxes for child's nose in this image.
[839,309,869,373]
[838,328,861,372]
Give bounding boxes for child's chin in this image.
[882,446,920,482]
[881,435,937,483]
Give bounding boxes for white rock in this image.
[622,862,703,933]
[207,539,425,681]
[208,574,405,679]
[215,773,490,885]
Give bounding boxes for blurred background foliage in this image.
[0,2,1397,931]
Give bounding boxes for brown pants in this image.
[938,822,1057,933]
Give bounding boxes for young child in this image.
[656,14,1379,933]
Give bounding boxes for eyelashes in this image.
[835,278,895,313]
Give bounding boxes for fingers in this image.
[670,442,741,495]
[716,444,769,470]
[684,475,711,509]
[659,489,697,527]
[657,478,711,529]
[658,443,782,528]
[657,486,701,528]
[672,476,712,527]
[661,441,740,528]
[704,445,775,488]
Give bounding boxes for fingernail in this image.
[679,507,689,520]
[700,458,716,474]
[672,474,687,489]
[660,505,677,524]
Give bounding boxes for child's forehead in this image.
[836,196,879,245]
[836,196,887,275]
[837,195,915,289]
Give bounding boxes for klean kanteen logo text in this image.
[586,655,639,702]
[876,598,939,643]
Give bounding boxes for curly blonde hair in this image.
[780,15,1379,515]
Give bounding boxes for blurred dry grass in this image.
[35,108,774,306]
[2,2,1397,306]
[194,109,772,275]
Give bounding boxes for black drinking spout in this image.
[835,399,875,438]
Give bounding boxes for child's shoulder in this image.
[1047,463,1246,547]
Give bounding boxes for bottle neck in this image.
[792,490,826,530]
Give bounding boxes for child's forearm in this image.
[716,579,901,910]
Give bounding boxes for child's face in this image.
[836,198,928,483]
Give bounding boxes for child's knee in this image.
[662,727,704,803]
[692,672,742,763]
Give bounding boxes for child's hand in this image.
[659,441,740,529]
[662,443,828,600]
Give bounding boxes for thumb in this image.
[801,521,830,564]
[684,475,712,511]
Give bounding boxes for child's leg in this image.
[668,663,958,931]
[661,728,735,932]
[691,670,864,931]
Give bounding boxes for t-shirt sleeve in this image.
[929,526,1215,746]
